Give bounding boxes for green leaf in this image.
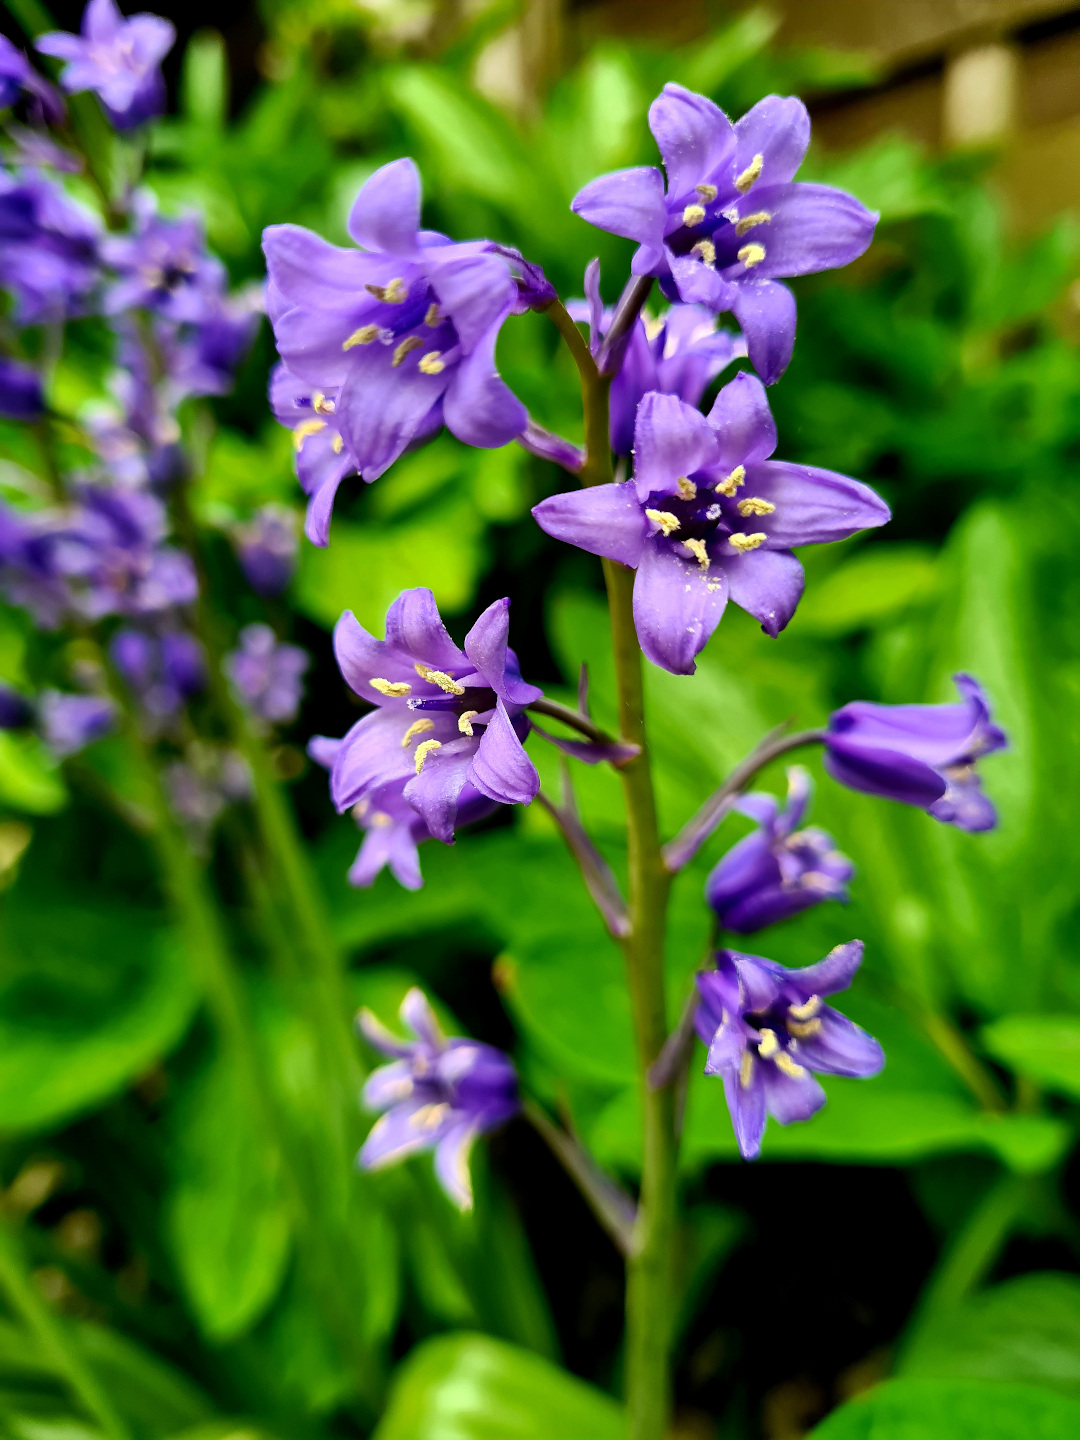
[792,547,942,636]
[0,908,197,1131]
[810,1377,1080,1439]
[981,1016,1080,1099]
[73,1324,213,1437]
[0,735,66,816]
[373,1333,625,1440]
[166,1052,291,1343]
[182,30,227,131]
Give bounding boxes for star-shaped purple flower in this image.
[262,158,527,542]
[112,625,205,721]
[696,941,883,1159]
[706,766,853,934]
[225,623,308,727]
[572,86,876,385]
[825,673,1007,831]
[101,208,227,324]
[328,587,541,845]
[358,986,519,1210]
[37,0,174,131]
[532,373,890,674]
[37,690,114,757]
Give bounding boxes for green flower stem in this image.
[0,1219,132,1439]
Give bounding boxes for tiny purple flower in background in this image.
[357,986,519,1210]
[824,673,1007,832]
[233,504,298,597]
[0,35,65,124]
[571,86,876,384]
[263,158,528,541]
[706,766,852,934]
[102,207,227,324]
[225,624,308,726]
[326,587,541,845]
[37,689,114,757]
[37,0,175,131]
[0,169,100,323]
[695,941,883,1160]
[163,744,252,845]
[533,373,889,674]
[160,287,262,401]
[0,358,44,420]
[111,625,205,720]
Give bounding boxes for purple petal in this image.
[305,469,350,547]
[433,1121,478,1210]
[463,598,542,706]
[531,482,646,567]
[779,766,812,833]
[466,700,539,806]
[338,343,450,482]
[529,723,639,767]
[357,1008,413,1058]
[667,250,739,310]
[824,736,948,808]
[348,823,424,890]
[364,1059,418,1109]
[632,391,719,501]
[724,546,804,637]
[262,223,380,308]
[609,322,657,455]
[35,33,88,60]
[733,95,811,188]
[330,708,417,812]
[443,318,528,450]
[721,885,822,934]
[794,1006,884,1079]
[742,182,876,281]
[633,536,728,675]
[729,279,797,386]
[743,460,891,546]
[584,257,603,352]
[722,1061,767,1160]
[401,986,446,1047]
[762,1060,826,1125]
[706,828,779,914]
[85,0,121,41]
[385,587,466,670]
[360,1101,448,1170]
[426,249,516,353]
[729,950,786,1013]
[308,735,341,770]
[705,370,777,467]
[571,167,668,249]
[928,772,998,832]
[347,157,421,257]
[333,609,415,700]
[402,742,473,843]
[828,693,989,768]
[648,83,736,201]
[791,939,865,997]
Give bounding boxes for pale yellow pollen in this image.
[343,324,379,349]
[774,1052,808,1079]
[715,465,746,496]
[788,994,822,1022]
[392,335,424,367]
[458,710,479,737]
[645,508,680,538]
[738,243,766,268]
[414,738,442,774]
[312,392,336,414]
[735,153,764,193]
[370,811,394,828]
[370,677,412,698]
[415,662,465,695]
[729,531,766,552]
[332,434,344,454]
[408,1101,450,1130]
[691,239,716,266]
[737,496,775,517]
[683,538,709,569]
[293,418,326,450]
[418,351,445,375]
[682,203,706,227]
[736,210,773,237]
[644,314,664,342]
[696,182,718,202]
[424,302,441,327]
[787,1017,823,1039]
[757,1027,780,1059]
[739,1050,755,1088]
[401,718,436,748]
[676,476,697,500]
[365,277,408,303]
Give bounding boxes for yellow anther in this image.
[312,392,336,414]
[425,302,441,327]
[644,314,665,341]
[683,538,709,569]
[418,351,445,375]
[414,738,442,774]
[735,153,764,193]
[738,243,766,268]
[645,508,680,537]
[409,1102,450,1130]
[788,995,821,1022]
[757,1028,780,1059]
[739,1050,755,1088]
[787,1017,823,1039]
[682,203,706,227]
[729,531,767,552]
[343,324,379,349]
[774,1052,808,1079]
[691,239,716,266]
[696,182,718,202]
[293,418,326,450]
[676,476,697,500]
[401,718,436,748]
[370,677,412,698]
[365,277,407,303]
[736,210,772,237]
[392,335,424,367]
[715,465,746,496]
[332,434,344,454]
[370,811,393,828]
[737,497,775,517]
[415,663,466,695]
[458,710,479,737]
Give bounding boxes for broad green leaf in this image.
[182,30,227,130]
[793,548,941,636]
[74,1324,213,1436]
[0,734,66,816]
[373,1333,624,1440]
[810,1377,1080,1439]
[981,1016,1080,1099]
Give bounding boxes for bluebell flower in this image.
[0,169,100,323]
[225,624,308,727]
[37,0,174,131]
[233,505,298,598]
[37,689,114,757]
[102,207,227,325]
[111,625,205,720]
[269,363,358,547]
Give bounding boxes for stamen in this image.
[774,1052,808,1079]
[293,419,326,450]
[332,435,344,454]
[740,1050,755,1088]
[696,182,718,202]
[676,476,697,500]
[414,738,442,774]
[788,995,822,1021]
[401,718,436,748]
[787,1017,823,1039]
[683,538,709,569]
[365,277,408,303]
[736,210,772,237]
[737,497,775,517]
[415,663,466,695]
[644,314,664,342]
[728,532,766,552]
[418,351,445,375]
[645,508,680,537]
[371,811,393,828]
[682,203,706,227]
[715,465,746,496]
[424,302,441,327]
[370,677,412,698]
[757,1028,780,1059]
[738,243,766,268]
[392,335,424,367]
[408,1102,449,1130]
[343,324,379,349]
[735,153,764,193]
[691,239,716,266]
[458,710,479,737]
[312,392,336,414]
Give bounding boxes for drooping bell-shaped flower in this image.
[696,941,883,1159]
[357,986,519,1210]
[37,0,174,131]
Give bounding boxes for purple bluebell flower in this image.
[532,374,889,674]
[0,169,99,322]
[0,682,33,729]
[696,941,883,1159]
[706,767,852,933]
[233,504,298,597]
[0,358,44,420]
[357,986,519,1210]
[37,689,114,757]
[824,673,1007,832]
[225,624,308,726]
[0,36,65,124]
[37,0,174,131]
[4,126,81,173]
[159,288,261,400]
[262,159,527,537]
[328,587,541,844]
[102,207,226,324]
[164,745,252,844]
[111,625,205,719]
[269,363,358,547]
[572,87,876,385]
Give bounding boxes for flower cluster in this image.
[225,624,308,728]
[37,0,174,131]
